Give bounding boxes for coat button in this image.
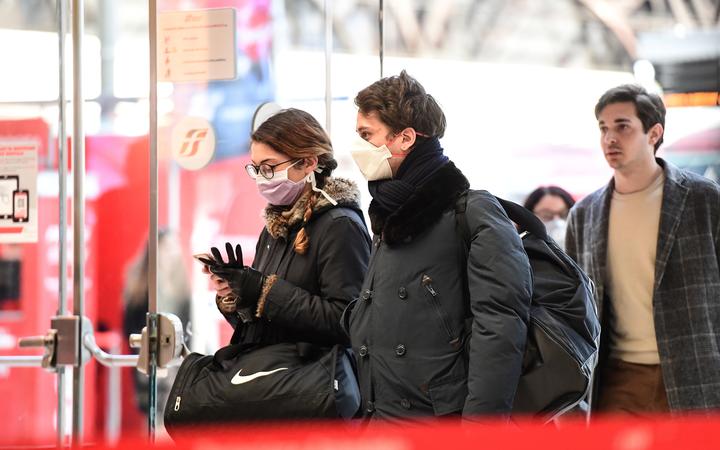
[400,398,411,410]
[361,289,372,301]
[398,286,407,299]
[359,345,368,357]
[395,344,406,356]
[366,400,375,413]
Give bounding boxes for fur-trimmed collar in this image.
[264,177,362,240]
[369,162,469,245]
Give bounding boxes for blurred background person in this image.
[523,186,576,249]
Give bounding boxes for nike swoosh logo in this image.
[231,367,288,385]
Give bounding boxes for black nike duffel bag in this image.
[163,341,360,438]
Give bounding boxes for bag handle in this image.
[454,191,549,247]
[494,197,548,241]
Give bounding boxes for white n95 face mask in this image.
[349,138,395,181]
[544,218,568,250]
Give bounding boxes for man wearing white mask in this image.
[344,71,532,421]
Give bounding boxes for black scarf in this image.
[368,137,449,212]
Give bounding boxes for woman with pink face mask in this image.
[204,109,371,380]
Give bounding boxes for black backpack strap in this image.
[454,191,471,317]
[455,190,471,251]
[455,192,548,249]
[494,197,548,241]
[454,191,547,320]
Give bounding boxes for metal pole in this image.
[147,314,158,441]
[83,334,140,367]
[0,356,44,366]
[148,0,159,441]
[98,0,117,131]
[324,0,332,133]
[57,0,70,446]
[379,0,384,78]
[71,0,86,444]
[105,338,122,444]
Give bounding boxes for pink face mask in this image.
[255,160,306,206]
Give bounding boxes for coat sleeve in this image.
[260,213,371,346]
[463,192,532,418]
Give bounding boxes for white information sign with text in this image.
[158,8,237,83]
[0,140,38,243]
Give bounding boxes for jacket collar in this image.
[589,181,613,312]
[369,162,470,245]
[264,177,362,240]
[654,158,689,291]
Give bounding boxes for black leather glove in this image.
[206,242,265,313]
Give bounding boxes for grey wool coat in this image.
[566,158,720,411]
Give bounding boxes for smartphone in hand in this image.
[192,253,216,267]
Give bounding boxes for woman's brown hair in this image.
[251,108,337,254]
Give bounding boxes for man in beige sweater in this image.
[566,84,720,415]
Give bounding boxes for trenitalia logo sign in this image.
[179,128,209,157]
[171,117,216,170]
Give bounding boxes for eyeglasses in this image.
[245,158,298,180]
[534,209,568,222]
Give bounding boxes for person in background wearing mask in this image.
[523,185,575,250]
[202,108,371,417]
[345,71,532,421]
[566,84,720,415]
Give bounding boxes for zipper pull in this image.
[421,275,437,296]
[174,396,181,411]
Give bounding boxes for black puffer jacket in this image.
[226,178,371,348]
[346,163,532,420]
